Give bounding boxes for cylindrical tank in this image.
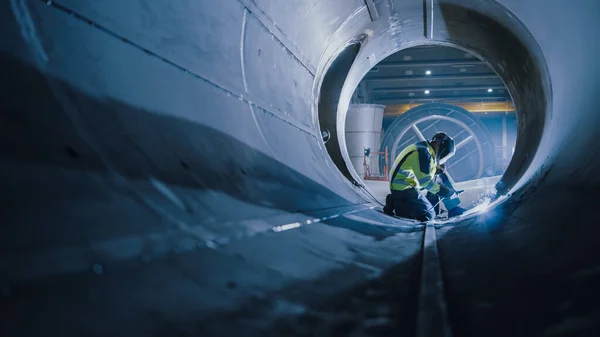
[345,104,385,177]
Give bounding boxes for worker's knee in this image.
[385,194,394,206]
[389,189,436,221]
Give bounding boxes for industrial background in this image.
[366,46,517,175]
[345,46,516,205]
[1,0,600,337]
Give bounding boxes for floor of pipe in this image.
[4,184,600,336]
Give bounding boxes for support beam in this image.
[373,59,484,68]
[456,135,474,151]
[375,96,510,104]
[364,0,379,21]
[384,101,515,115]
[360,81,369,103]
[367,73,499,83]
[371,85,505,93]
[424,0,434,39]
[412,123,427,141]
[502,114,509,162]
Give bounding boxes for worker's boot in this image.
[383,194,395,215]
[448,206,467,218]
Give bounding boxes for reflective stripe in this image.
[392,170,411,180]
[391,182,411,191]
[391,178,412,191]
[390,149,417,189]
[391,178,410,186]
[418,176,431,185]
[422,180,435,189]
[390,170,410,187]
[393,170,413,184]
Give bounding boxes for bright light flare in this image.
[470,198,492,214]
[470,187,497,214]
[273,222,301,232]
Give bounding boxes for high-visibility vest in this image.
[389,141,441,194]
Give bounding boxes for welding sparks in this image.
[471,198,492,213]
[470,188,497,214]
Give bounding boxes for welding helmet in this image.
[431,132,455,165]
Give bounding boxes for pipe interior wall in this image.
[2,0,600,336]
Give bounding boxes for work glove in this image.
[452,189,465,196]
[435,164,445,175]
[439,185,463,199]
[438,185,453,198]
[448,189,465,200]
[443,196,462,210]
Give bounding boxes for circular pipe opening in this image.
[315,0,551,216]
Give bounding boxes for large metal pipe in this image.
[344,104,385,177]
[1,0,600,336]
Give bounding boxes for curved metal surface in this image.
[2,0,600,336]
[335,0,553,195]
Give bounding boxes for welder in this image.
[383,132,467,221]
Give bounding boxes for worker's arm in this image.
[436,172,463,196]
[408,148,452,197]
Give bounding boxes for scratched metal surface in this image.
[1,0,600,336]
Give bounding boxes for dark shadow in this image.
[184,244,423,337]
[437,184,600,336]
[322,211,423,241]
[0,52,352,223]
[318,43,361,183]
[437,2,550,195]
[0,50,426,337]
[430,4,597,335]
